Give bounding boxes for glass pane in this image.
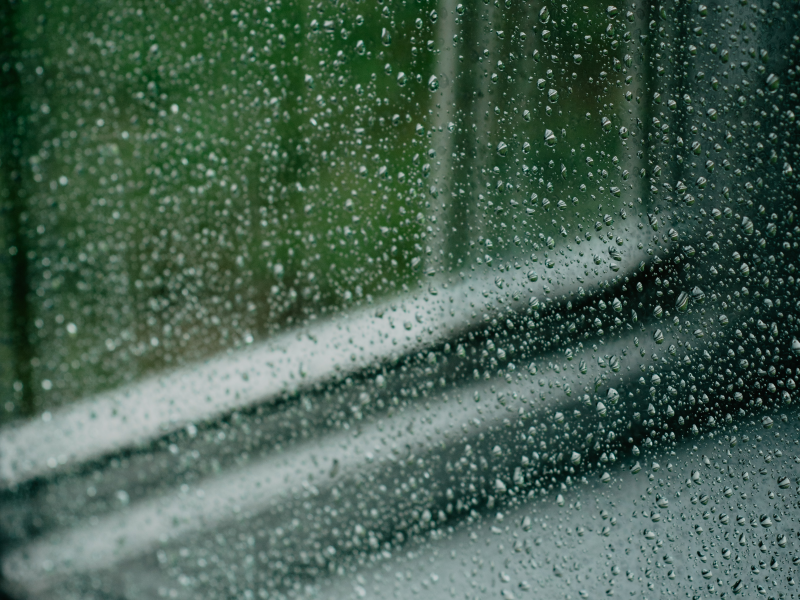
[1,0,640,419]
[3,0,436,415]
[1,0,799,598]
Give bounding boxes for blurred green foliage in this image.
[1,0,630,420]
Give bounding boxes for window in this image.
[1,0,798,598]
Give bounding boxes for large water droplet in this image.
[675,291,689,312]
[766,73,780,92]
[539,6,550,23]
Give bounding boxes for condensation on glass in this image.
[0,0,798,598]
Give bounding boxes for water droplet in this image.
[601,116,612,132]
[653,329,664,344]
[381,28,392,46]
[544,129,556,146]
[428,74,439,91]
[396,72,407,86]
[766,73,780,92]
[675,291,689,312]
[539,6,550,23]
[496,141,508,156]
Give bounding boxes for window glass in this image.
[5,0,435,413]
[3,0,632,417]
[1,0,799,598]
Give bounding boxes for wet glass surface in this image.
[1,0,799,598]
